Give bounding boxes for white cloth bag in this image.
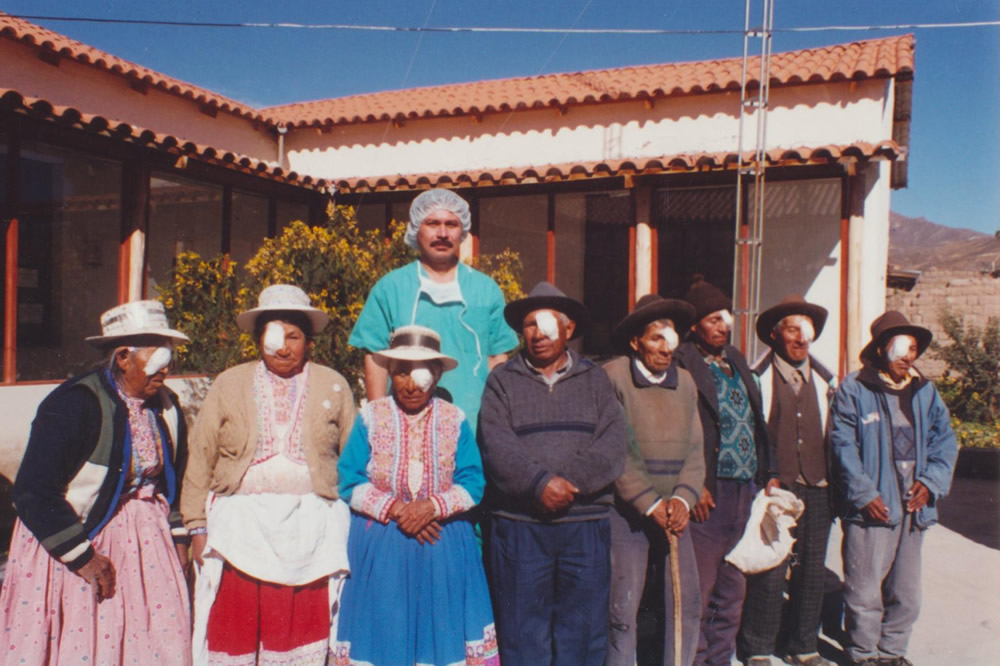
[725,486,805,574]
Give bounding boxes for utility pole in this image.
[732,0,774,356]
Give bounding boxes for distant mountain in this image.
[889,212,999,272]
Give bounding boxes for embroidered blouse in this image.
[337,396,485,523]
[118,389,164,491]
[238,361,313,495]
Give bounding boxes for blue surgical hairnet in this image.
[405,189,472,249]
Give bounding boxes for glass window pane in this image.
[277,200,310,233]
[355,202,386,234]
[655,186,736,300]
[147,173,223,294]
[231,190,269,267]
[0,134,6,379]
[553,192,587,308]
[17,142,121,381]
[478,194,548,290]
[581,192,631,356]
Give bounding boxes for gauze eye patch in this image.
[535,310,560,341]
[410,367,434,392]
[263,321,286,355]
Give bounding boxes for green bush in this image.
[931,311,1000,425]
[158,205,525,400]
[950,417,1000,449]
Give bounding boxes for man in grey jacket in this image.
[480,281,627,666]
[604,294,705,666]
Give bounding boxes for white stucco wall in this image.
[285,79,893,180]
[0,41,276,159]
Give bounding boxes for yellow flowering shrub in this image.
[158,205,524,399]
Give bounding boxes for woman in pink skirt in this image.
[0,300,193,665]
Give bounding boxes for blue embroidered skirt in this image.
[333,512,498,666]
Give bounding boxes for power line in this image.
[8,14,1000,35]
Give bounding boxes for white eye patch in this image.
[535,310,560,341]
[410,367,434,392]
[799,318,815,343]
[654,326,680,352]
[886,335,914,362]
[263,321,286,355]
[719,310,734,328]
[142,347,172,377]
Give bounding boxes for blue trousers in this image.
[688,479,754,666]
[487,516,611,666]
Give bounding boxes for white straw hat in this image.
[236,284,329,333]
[85,300,190,347]
[371,325,458,371]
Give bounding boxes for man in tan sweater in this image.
[604,294,706,666]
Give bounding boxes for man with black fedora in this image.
[479,281,627,666]
[674,277,777,666]
[830,311,957,666]
[603,294,705,666]
[738,294,838,666]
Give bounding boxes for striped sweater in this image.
[603,355,705,514]
[479,351,627,523]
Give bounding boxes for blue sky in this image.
[5,1,998,234]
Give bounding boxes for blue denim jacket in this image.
[829,367,957,528]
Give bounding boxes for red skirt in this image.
[206,563,330,665]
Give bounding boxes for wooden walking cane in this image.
[667,531,682,666]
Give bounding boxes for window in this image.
[231,190,269,266]
[478,194,548,289]
[581,193,631,355]
[656,186,736,300]
[147,173,223,294]
[277,200,310,233]
[16,142,122,380]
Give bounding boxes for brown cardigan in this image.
[181,361,357,529]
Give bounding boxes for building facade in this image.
[0,13,913,484]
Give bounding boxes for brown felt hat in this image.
[684,277,732,324]
[756,294,828,346]
[612,294,696,353]
[860,310,933,365]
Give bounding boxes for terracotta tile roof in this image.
[0,89,327,190]
[0,12,268,123]
[335,141,906,193]
[270,34,914,128]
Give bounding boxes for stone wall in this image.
[887,270,1000,378]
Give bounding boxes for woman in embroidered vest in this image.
[0,300,192,664]
[181,284,357,665]
[333,325,499,666]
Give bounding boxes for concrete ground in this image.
[727,474,1000,665]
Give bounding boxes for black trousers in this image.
[737,483,833,657]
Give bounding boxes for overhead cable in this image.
[8,14,1000,34]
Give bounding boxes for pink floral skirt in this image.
[0,492,192,664]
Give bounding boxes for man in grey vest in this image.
[738,294,836,666]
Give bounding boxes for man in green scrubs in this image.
[348,188,519,428]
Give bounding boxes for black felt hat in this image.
[612,294,696,352]
[860,311,933,365]
[504,281,589,340]
[756,294,829,346]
